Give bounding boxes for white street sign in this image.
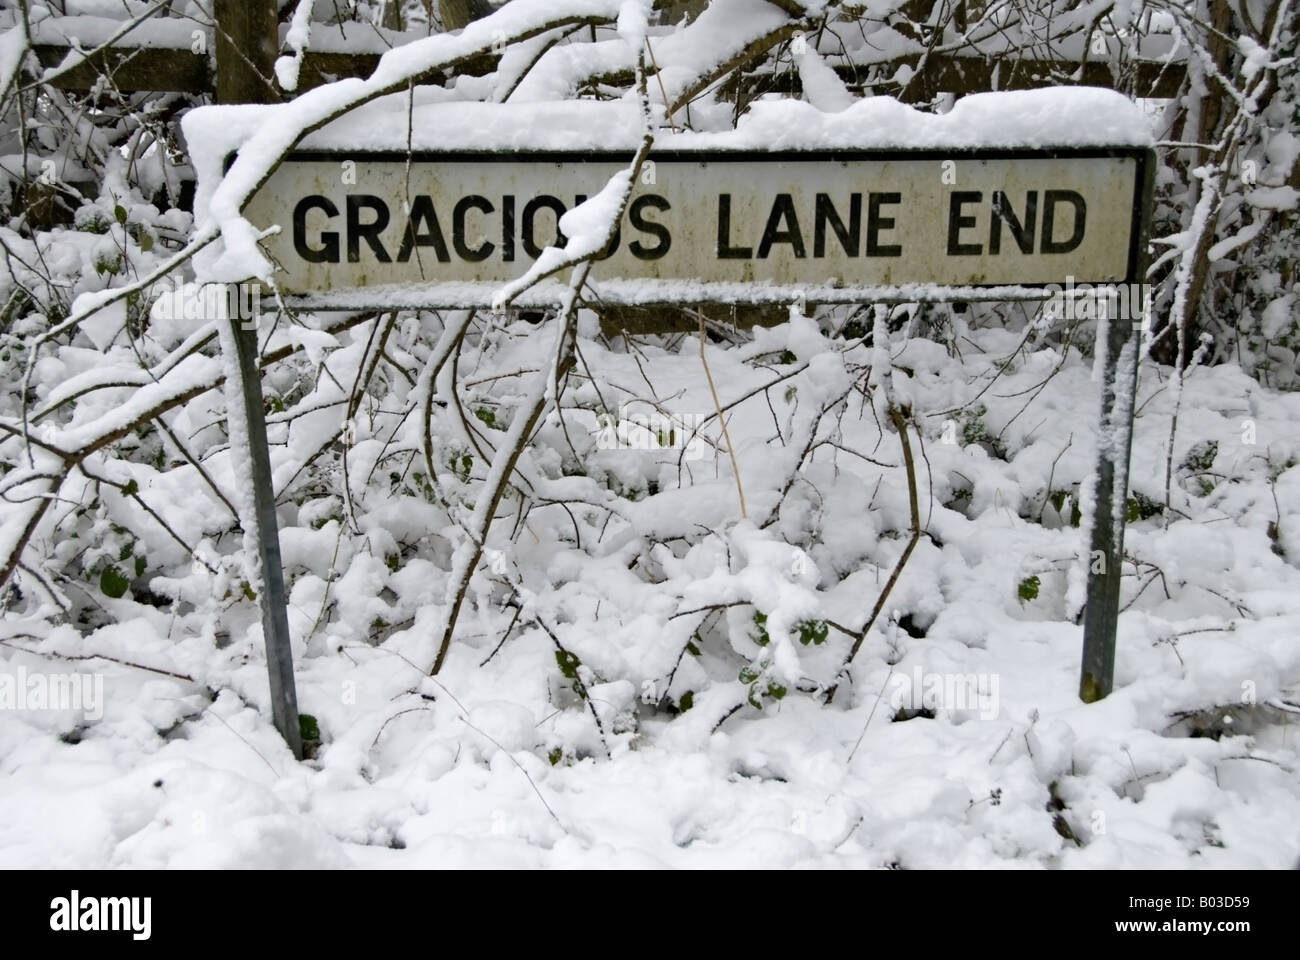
[242,148,1150,305]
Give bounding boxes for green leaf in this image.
[840,318,867,340]
[1180,440,1219,475]
[738,665,761,685]
[121,478,138,496]
[555,649,581,680]
[114,203,127,225]
[298,713,320,742]
[1126,492,1165,523]
[685,640,701,657]
[1017,575,1041,603]
[750,611,770,646]
[99,564,130,599]
[134,554,146,578]
[747,683,764,710]
[677,690,694,713]
[474,407,497,429]
[547,747,563,766]
[797,619,828,646]
[766,682,787,701]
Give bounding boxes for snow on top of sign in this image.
[264,86,1153,153]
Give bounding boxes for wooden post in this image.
[214,0,303,759]
[214,0,279,105]
[439,0,496,31]
[1079,150,1156,703]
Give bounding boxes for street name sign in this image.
[243,147,1152,306]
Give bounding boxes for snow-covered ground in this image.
[3,309,1298,869]
[1,0,1296,871]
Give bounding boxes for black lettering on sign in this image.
[522,195,567,259]
[989,190,1037,255]
[453,195,494,262]
[717,194,752,259]
[397,195,449,263]
[294,195,339,263]
[866,192,902,257]
[814,193,860,258]
[347,195,392,263]
[628,195,671,260]
[502,194,515,262]
[757,194,805,258]
[1041,190,1086,254]
[947,191,983,256]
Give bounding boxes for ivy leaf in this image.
[1017,575,1041,603]
[738,665,760,685]
[555,649,581,680]
[797,619,828,646]
[747,683,764,710]
[99,564,130,599]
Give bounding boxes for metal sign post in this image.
[215,0,303,759]
[228,310,304,759]
[1079,153,1155,702]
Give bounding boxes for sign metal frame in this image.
[240,144,1155,703]
[251,145,1154,310]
